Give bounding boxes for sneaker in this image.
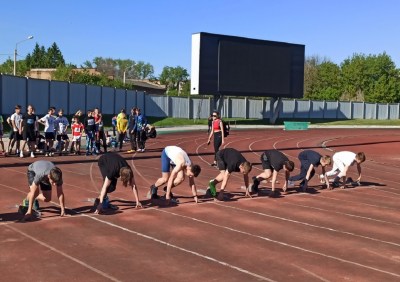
[18,205,28,215]
[30,152,35,158]
[163,186,174,199]
[50,152,54,156]
[299,181,308,192]
[85,151,91,156]
[127,149,136,153]
[210,162,216,167]
[269,190,281,198]
[33,199,40,210]
[141,148,145,152]
[150,184,159,199]
[93,198,100,210]
[209,180,217,197]
[19,151,24,158]
[251,176,260,193]
[45,152,49,157]
[287,180,295,188]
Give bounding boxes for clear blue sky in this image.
[1,0,399,76]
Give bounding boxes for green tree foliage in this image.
[134,61,154,79]
[341,53,400,102]
[304,53,400,103]
[52,65,135,90]
[25,42,65,69]
[304,56,341,101]
[91,57,154,81]
[46,42,65,68]
[159,66,189,93]
[0,58,30,76]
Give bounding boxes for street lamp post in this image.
[13,35,34,76]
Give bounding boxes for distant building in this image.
[27,68,100,80]
[26,69,166,95]
[125,79,166,95]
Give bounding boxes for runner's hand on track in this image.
[94,204,103,214]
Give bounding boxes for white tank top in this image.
[164,146,191,167]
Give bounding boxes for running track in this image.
[0,128,399,281]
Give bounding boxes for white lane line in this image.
[283,202,400,227]
[213,203,400,247]
[84,214,275,282]
[363,249,400,263]
[155,208,400,279]
[5,224,122,282]
[291,264,331,282]
[315,194,400,211]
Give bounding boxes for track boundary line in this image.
[5,224,122,282]
[156,208,400,278]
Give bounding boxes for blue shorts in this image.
[161,149,172,173]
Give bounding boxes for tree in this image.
[134,61,154,79]
[93,57,117,77]
[340,53,400,102]
[115,59,136,80]
[314,61,342,101]
[46,42,65,68]
[25,42,65,69]
[159,66,189,94]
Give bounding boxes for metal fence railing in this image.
[1,74,399,120]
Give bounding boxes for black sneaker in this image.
[163,186,174,198]
[251,176,260,193]
[150,185,159,199]
[269,190,281,198]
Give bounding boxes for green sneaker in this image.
[22,198,29,207]
[18,205,28,215]
[209,180,217,197]
[33,199,40,211]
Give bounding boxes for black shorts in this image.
[215,151,227,171]
[98,158,117,194]
[45,132,55,140]
[261,153,273,170]
[23,130,36,142]
[9,131,15,140]
[13,131,23,141]
[27,170,51,191]
[56,134,69,141]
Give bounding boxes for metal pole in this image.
[13,48,17,75]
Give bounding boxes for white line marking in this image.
[283,202,400,226]
[214,203,400,247]
[155,208,400,278]
[84,214,275,281]
[291,264,331,282]
[5,224,122,282]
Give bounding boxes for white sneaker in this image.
[287,180,295,188]
[19,152,24,158]
[30,152,35,158]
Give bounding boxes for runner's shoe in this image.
[251,176,260,193]
[268,190,281,198]
[150,184,159,199]
[209,180,217,197]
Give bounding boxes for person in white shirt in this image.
[39,108,56,156]
[149,146,201,204]
[10,105,23,155]
[323,151,366,189]
[54,109,70,155]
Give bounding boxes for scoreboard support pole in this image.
[270,97,282,124]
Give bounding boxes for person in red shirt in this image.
[70,116,84,155]
[207,111,225,166]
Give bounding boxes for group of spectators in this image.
[0,105,149,157]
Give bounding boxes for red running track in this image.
[0,128,400,281]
